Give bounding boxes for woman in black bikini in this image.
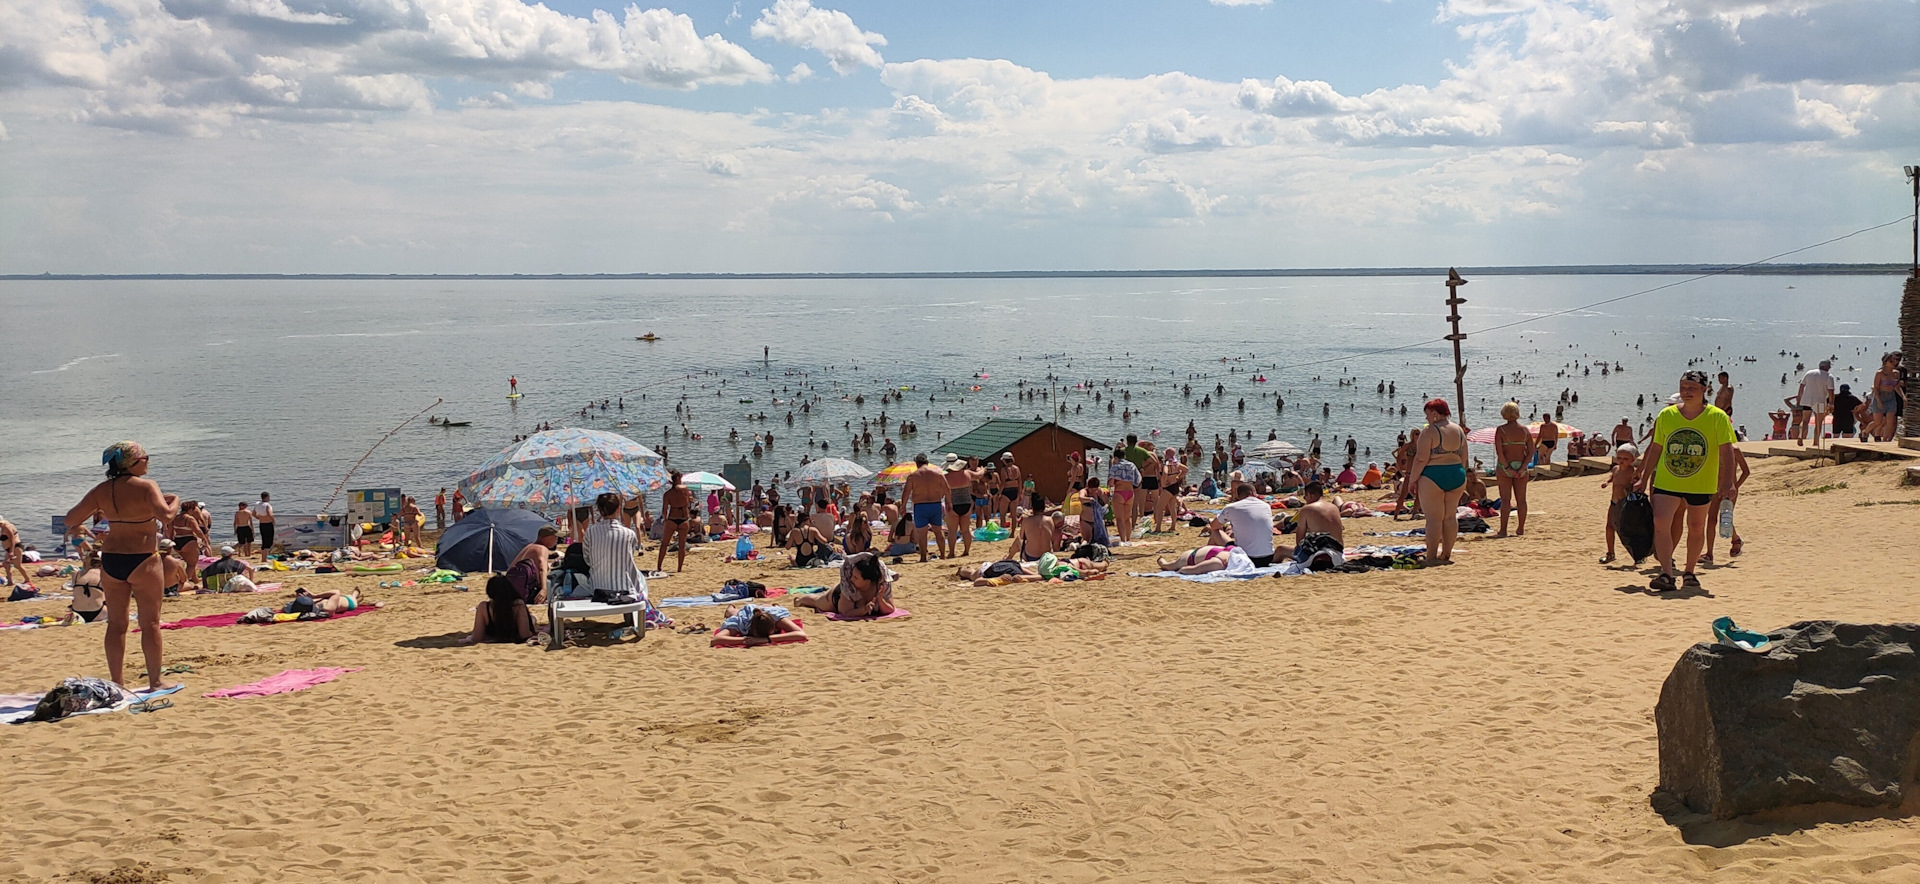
[63,441,180,692]
[655,471,695,573]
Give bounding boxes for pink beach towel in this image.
[154,604,378,630]
[825,608,912,622]
[204,667,363,699]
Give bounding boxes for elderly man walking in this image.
[1796,360,1836,449]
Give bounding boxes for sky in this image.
[0,0,1916,273]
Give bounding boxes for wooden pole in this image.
[1445,268,1470,432]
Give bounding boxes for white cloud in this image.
[786,62,813,82]
[1208,0,1272,5]
[750,0,885,74]
[0,0,772,134]
[705,152,744,175]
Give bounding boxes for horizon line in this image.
[0,262,1908,281]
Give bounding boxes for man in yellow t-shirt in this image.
[1638,370,1735,592]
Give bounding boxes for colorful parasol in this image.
[459,428,667,511]
[874,462,918,485]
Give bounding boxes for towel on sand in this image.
[659,586,789,608]
[154,605,377,630]
[1129,563,1307,582]
[204,667,362,699]
[2,683,185,724]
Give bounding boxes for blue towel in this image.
[657,585,756,608]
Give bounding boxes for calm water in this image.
[0,275,1902,544]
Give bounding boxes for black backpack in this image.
[1617,493,1655,563]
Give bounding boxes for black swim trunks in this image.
[1652,487,1712,507]
[1140,476,1160,491]
[235,525,254,545]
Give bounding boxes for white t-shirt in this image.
[252,501,274,523]
[1218,497,1276,559]
[1798,370,1834,411]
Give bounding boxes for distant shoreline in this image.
[0,263,1907,281]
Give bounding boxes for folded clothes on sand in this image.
[204,667,362,699]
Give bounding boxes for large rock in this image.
[1655,621,1920,819]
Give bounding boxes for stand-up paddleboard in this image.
[507,393,523,399]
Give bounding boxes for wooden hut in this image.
[937,419,1107,504]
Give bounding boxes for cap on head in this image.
[221,545,235,554]
[1001,453,1014,461]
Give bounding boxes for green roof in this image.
[940,419,1102,460]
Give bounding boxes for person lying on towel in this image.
[955,556,1110,585]
[711,604,807,647]
[792,552,895,618]
[1156,546,1233,575]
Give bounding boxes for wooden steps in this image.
[1830,440,1920,464]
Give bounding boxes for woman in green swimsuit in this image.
[1491,402,1536,537]
[1407,399,1467,566]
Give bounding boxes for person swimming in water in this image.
[63,441,181,692]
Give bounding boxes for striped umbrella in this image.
[680,471,735,491]
[874,462,918,485]
[459,428,667,511]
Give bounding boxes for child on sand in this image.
[1599,444,1638,564]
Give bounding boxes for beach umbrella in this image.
[680,471,735,492]
[459,427,667,511]
[1534,422,1582,437]
[874,462,917,485]
[792,457,874,483]
[1465,426,1501,444]
[1232,460,1279,478]
[434,507,548,573]
[1249,439,1304,459]
[1466,423,1584,444]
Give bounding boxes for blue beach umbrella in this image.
[459,428,668,512]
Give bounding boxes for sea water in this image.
[0,274,1900,544]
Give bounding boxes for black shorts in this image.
[235,525,254,545]
[1653,487,1713,507]
[258,522,275,547]
[1140,476,1160,491]
[1248,554,1274,568]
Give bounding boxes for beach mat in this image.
[205,667,363,699]
[154,605,378,630]
[660,587,788,608]
[826,609,912,622]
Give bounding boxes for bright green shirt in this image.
[1121,445,1150,469]
[1652,405,1735,495]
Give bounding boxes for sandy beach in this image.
[4,454,1919,883]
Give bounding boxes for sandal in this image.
[1729,537,1743,557]
[1682,573,1701,590]
[1648,573,1677,592]
[129,698,173,714]
[1598,553,1616,565]
[1698,553,1714,565]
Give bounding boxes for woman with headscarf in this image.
[1637,370,1735,592]
[63,441,180,692]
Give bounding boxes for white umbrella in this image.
[1249,439,1304,459]
[680,471,736,492]
[1231,460,1279,478]
[792,457,874,483]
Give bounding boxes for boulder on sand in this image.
[1655,621,1920,820]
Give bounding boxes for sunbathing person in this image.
[788,519,836,568]
[1277,482,1345,564]
[283,588,363,616]
[1156,545,1233,575]
[711,603,807,647]
[460,575,542,645]
[844,516,873,555]
[1004,492,1055,561]
[792,552,896,618]
[61,547,109,625]
[956,557,1111,585]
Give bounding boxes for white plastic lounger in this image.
[547,576,650,649]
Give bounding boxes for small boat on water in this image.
[429,416,472,427]
[637,333,661,341]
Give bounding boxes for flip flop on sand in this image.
[1712,616,1772,653]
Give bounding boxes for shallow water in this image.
[0,274,1900,544]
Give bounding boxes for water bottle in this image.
[1719,499,1734,538]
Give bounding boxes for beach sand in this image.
[4,456,1919,882]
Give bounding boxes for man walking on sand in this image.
[902,453,949,563]
[1796,360,1835,448]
